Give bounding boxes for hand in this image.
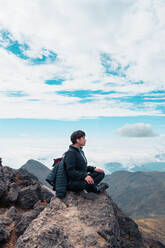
[84,175,94,184]
[94,168,104,173]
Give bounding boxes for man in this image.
[65,130,109,199]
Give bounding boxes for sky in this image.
[0,0,165,171]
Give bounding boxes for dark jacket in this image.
[55,156,68,198]
[46,154,68,198]
[64,144,96,182]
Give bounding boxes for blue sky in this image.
[0,0,165,169]
[0,116,165,139]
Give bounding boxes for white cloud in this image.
[115,122,158,137]
[0,0,165,119]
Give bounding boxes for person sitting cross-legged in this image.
[64,130,109,199]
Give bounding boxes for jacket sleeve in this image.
[65,151,88,180]
[87,166,96,172]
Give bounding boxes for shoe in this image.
[81,190,98,200]
[96,183,109,193]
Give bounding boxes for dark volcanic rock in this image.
[0,215,12,243]
[0,166,54,209]
[16,183,42,209]
[6,206,20,222]
[0,226,8,242]
[0,165,54,247]
[3,182,19,205]
[0,167,7,199]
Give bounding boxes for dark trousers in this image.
[67,171,105,193]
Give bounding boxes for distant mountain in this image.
[103,170,165,218]
[19,159,51,188]
[104,161,165,173]
[103,170,165,245]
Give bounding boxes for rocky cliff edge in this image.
[0,165,164,248]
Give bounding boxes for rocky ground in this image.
[0,165,165,248]
[0,165,54,247]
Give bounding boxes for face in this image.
[76,136,86,146]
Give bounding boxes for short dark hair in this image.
[70,130,86,144]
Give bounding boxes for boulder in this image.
[15,201,47,237]
[15,191,144,248]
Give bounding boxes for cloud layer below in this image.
[1,132,165,171]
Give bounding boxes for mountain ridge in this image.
[20,159,51,188]
[103,170,165,218]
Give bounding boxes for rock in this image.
[17,168,39,184]
[0,166,54,209]
[0,165,54,247]
[0,215,12,225]
[0,165,164,248]
[40,185,55,203]
[15,201,47,237]
[6,206,20,222]
[16,184,42,209]
[0,167,7,199]
[0,226,8,242]
[4,182,19,204]
[0,216,12,244]
[15,191,144,248]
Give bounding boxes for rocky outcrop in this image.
[0,165,54,247]
[0,166,53,208]
[0,165,164,248]
[16,191,122,248]
[15,190,164,248]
